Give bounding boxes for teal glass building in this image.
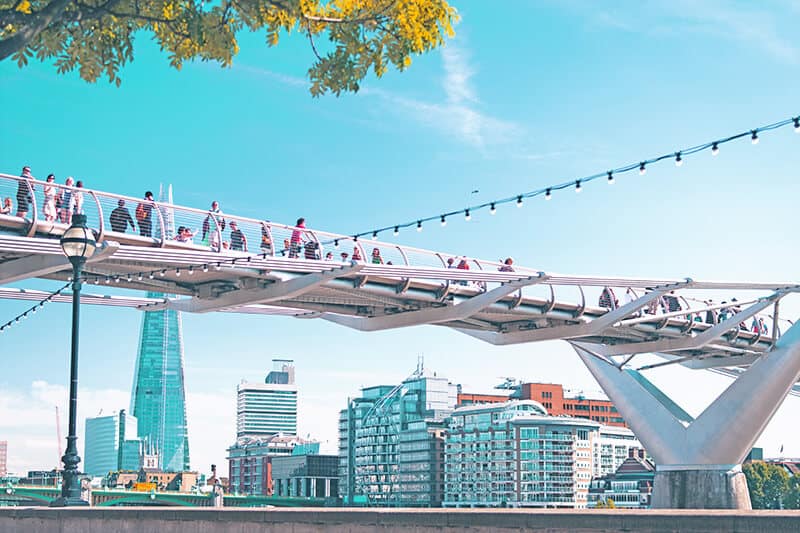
[130,292,191,472]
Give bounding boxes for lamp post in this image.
[51,214,95,507]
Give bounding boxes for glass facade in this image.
[444,400,611,509]
[339,374,457,507]
[130,292,190,472]
[84,410,140,477]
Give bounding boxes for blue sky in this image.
[1,0,800,474]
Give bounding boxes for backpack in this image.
[135,202,146,222]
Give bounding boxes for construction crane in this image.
[55,406,63,471]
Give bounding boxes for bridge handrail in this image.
[0,172,523,272]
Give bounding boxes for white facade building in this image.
[443,400,639,509]
[237,360,297,438]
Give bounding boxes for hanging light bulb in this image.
[575,180,582,193]
[127,274,132,282]
[160,269,166,277]
[393,226,399,236]
[114,276,120,283]
[188,266,194,275]
[675,152,683,167]
[464,209,471,221]
[137,273,143,281]
[334,239,339,248]
[440,215,447,227]
[545,189,552,201]
[794,117,800,132]
[607,171,614,185]
[202,264,209,273]
[416,220,423,232]
[148,272,155,280]
[94,278,99,285]
[353,235,359,242]
[215,262,222,270]
[31,306,37,314]
[490,203,496,215]
[175,268,181,277]
[751,130,759,144]
[371,231,378,240]
[639,162,647,175]
[711,142,720,156]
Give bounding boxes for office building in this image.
[339,368,457,507]
[0,441,6,477]
[227,435,318,496]
[130,185,191,472]
[237,360,298,438]
[84,409,142,477]
[443,400,637,509]
[271,454,339,499]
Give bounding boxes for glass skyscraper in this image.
[130,293,191,472]
[129,184,190,472]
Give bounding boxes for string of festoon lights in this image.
[0,282,71,333]
[1,113,798,330]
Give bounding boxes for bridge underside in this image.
[3,220,800,509]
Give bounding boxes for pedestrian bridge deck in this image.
[1,173,798,387]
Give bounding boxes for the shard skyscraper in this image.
[130,185,191,471]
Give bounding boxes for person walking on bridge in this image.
[15,166,34,218]
[136,191,155,237]
[109,199,136,233]
[289,217,306,258]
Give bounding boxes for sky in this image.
[1,0,800,476]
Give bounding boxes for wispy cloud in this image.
[587,0,798,64]
[361,41,521,148]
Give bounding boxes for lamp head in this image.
[60,214,96,260]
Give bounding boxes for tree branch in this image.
[0,0,74,60]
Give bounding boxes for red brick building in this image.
[457,383,628,428]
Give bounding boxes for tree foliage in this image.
[0,0,457,95]
[743,462,790,509]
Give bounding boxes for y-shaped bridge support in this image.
[571,319,800,509]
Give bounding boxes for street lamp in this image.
[51,214,95,507]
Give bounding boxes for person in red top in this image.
[289,217,305,258]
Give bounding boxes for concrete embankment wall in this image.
[2,507,800,532]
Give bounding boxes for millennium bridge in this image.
[1,172,799,510]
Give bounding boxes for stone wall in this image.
[2,507,800,533]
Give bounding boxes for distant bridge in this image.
[0,484,328,507]
[2,172,799,509]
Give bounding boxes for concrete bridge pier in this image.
[570,319,800,510]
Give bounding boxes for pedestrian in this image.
[136,191,155,237]
[72,180,85,215]
[304,241,320,260]
[498,257,514,272]
[260,224,272,255]
[705,300,718,325]
[758,317,768,335]
[352,246,362,262]
[340,252,349,261]
[325,252,334,261]
[109,199,136,233]
[229,221,247,251]
[447,257,456,268]
[599,287,617,310]
[0,197,12,214]
[59,177,75,224]
[371,247,384,264]
[43,174,57,221]
[15,166,34,217]
[289,218,306,258]
[175,226,196,243]
[201,201,225,245]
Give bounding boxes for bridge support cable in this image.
[451,286,682,345]
[598,293,785,356]
[570,319,800,509]
[151,263,364,313]
[319,274,548,332]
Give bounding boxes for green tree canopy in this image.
[0,0,457,95]
[743,461,790,509]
